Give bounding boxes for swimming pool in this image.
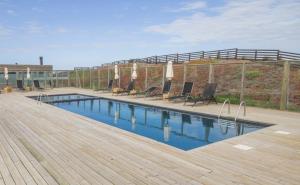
[31,94,267,150]
[29,93,96,103]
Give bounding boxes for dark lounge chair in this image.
[185,83,217,106]
[168,82,193,101]
[33,80,45,90]
[148,81,172,97]
[17,80,25,91]
[95,79,113,92]
[113,80,134,95]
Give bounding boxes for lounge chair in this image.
[131,86,159,97]
[17,80,25,91]
[147,81,172,97]
[33,80,45,90]
[167,82,193,101]
[185,83,217,105]
[113,80,134,95]
[95,79,113,92]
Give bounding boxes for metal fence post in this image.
[107,66,110,87]
[75,69,78,88]
[240,62,246,102]
[98,68,101,89]
[208,64,214,83]
[162,65,165,86]
[89,68,92,89]
[235,48,238,59]
[68,71,70,87]
[82,70,85,88]
[119,68,121,88]
[145,66,148,90]
[56,71,58,88]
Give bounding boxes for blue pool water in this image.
[34,94,267,150]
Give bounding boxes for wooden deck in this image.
[0,88,299,185]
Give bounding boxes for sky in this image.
[0,0,299,69]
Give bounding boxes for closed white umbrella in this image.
[4,67,8,80]
[131,63,137,80]
[166,61,173,81]
[26,67,30,79]
[114,65,119,80]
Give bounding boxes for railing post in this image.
[166,55,168,63]
[176,53,179,63]
[277,50,280,61]
[235,48,238,59]
[188,53,191,61]
[201,51,204,59]
[217,50,220,59]
[155,56,158,64]
[254,49,258,61]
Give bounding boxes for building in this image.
[0,64,53,89]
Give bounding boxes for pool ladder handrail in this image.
[37,93,49,104]
[218,98,231,120]
[234,101,246,122]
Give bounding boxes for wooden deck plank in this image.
[0,88,299,185]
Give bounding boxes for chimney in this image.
[39,56,43,65]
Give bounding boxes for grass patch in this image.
[245,70,261,80]
[216,94,279,109]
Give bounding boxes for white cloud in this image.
[0,25,11,38]
[146,0,300,50]
[56,27,68,33]
[173,1,206,12]
[7,9,16,15]
[23,21,44,34]
[32,7,43,13]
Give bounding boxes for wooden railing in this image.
[108,48,300,66]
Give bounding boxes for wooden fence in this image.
[108,48,300,66]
